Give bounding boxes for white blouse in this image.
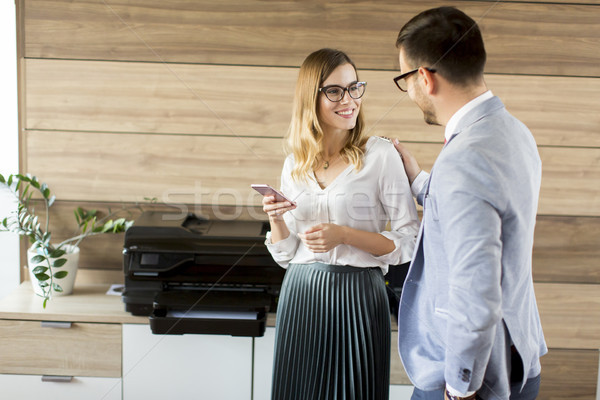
[265,136,419,274]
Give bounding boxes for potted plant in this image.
[0,173,135,307]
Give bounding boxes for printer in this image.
[122,211,285,337]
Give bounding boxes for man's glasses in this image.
[393,68,436,92]
[319,82,367,102]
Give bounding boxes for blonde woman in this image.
[263,48,419,400]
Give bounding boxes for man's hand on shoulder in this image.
[391,139,422,185]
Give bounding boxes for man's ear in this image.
[418,67,436,95]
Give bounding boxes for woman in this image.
[263,48,419,400]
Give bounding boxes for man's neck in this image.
[444,89,493,142]
[438,83,488,127]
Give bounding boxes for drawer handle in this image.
[41,321,73,329]
[42,375,73,383]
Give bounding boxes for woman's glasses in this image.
[319,82,367,102]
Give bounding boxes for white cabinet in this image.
[253,327,276,400]
[122,323,253,400]
[0,374,121,400]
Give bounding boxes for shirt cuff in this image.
[446,384,476,398]
[264,231,298,268]
[373,231,415,265]
[411,170,429,199]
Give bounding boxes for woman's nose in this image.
[339,90,350,104]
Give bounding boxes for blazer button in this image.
[460,368,471,382]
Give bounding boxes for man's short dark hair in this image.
[396,7,486,86]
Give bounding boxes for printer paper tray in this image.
[149,312,266,337]
[149,290,269,337]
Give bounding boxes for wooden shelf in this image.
[0,282,147,324]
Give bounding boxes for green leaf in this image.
[34,272,50,281]
[32,266,48,275]
[86,211,98,222]
[21,183,30,197]
[0,173,5,183]
[112,218,126,232]
[53,258,68,268]
[38,281,49,288]
[52,283,63,293]
[74,208,81,225]
[101,220,114,233]
[43,188,51,199]
[53,271,68,279]
[1,217,7,228]
[50,249,66,258]
[30,254,46,264]
[42,298,48,308]
[7,175,13,186]
[30,177,40,189]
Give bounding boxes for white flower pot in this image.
[27,245,80,297]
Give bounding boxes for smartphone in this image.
[251,184,296,205]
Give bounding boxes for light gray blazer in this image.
[398,96,547,400]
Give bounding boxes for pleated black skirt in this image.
[271,263,391,400]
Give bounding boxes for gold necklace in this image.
[322,153,340,170]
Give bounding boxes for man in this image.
[391,7,547,400]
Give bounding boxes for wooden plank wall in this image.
[17,0,600,397]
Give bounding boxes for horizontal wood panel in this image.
[535,282,600,349]
[0,319,121,377]
[24,59,296,138]
[533,216,600,284]
[539,348,599,400]
[535,146,600,216]
[25,59,600,147]
[23,0,600,77]
[26,131,285,205]
[25,131,600,217]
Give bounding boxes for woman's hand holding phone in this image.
[252,184,297,221]
[262,195,296,221]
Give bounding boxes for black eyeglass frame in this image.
[318,81,367,102]
[393,68,436,92]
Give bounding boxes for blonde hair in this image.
[284,48,368,182]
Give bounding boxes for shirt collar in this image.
[445,90,493,142]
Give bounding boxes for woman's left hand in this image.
[298,223,346,253]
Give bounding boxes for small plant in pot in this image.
[0,173,135,308]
